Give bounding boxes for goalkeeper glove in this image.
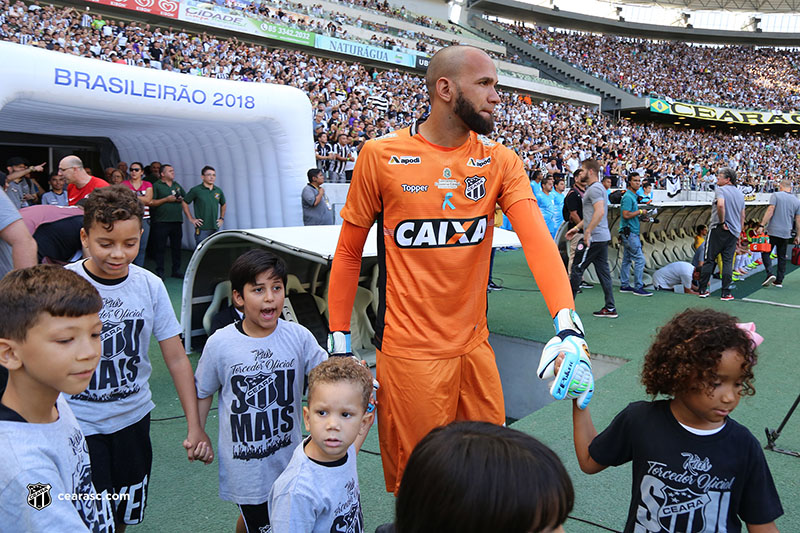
[537,308,594,409]
[327,331,379,413]
[327,331,353,357]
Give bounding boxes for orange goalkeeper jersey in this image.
[339,122,535,359]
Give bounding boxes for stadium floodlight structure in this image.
[0,40,314,238]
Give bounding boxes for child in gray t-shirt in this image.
[196,250,327,533]
[0,266,114,532]
[269,357,375,533]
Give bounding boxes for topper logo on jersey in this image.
[395,215,487,248]
[467,156,492,168]
[388,155,422,165]
[401,184,428,193]
[464,176,487,201]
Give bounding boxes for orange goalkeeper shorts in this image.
[375,338,505,494]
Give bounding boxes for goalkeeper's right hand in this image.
[327,331,379,413]
[327,331,353,358]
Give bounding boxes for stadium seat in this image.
[583,263,600,285]
[641,238,657,273]
[659,231,679,263]
[202,281,232,336]
[286,274,326,315]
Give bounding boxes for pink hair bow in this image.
[737,322,763,348]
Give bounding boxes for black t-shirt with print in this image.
[589,400,782,532]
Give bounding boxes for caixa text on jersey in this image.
[394,216,488,248]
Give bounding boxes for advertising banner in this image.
[414,55,430,71]
[179,2,315,47]
[179,4,250,32]
[649,97,800,126]
[314,35,416,68]
[85,0,179,19]
[253,20,315,47]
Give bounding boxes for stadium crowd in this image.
[492,19,800,113]
[229,0,458,56]
[1,0,799,193]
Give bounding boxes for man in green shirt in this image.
[150,164,186,278]
[182,166,226,246]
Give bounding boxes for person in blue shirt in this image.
[534,175,559,239]
[637,180,653,204]
[530,169,543,197]
[619,173,652,296]
[551,177,566,233]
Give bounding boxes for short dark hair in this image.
[395,422,573,533]
[160,164,173,175]
[307,357,373,411]
[0,265,102,341]
[695,224,707,235]
[130,161,144,171]
[83,185,143,233]
[229,249,288,296]
[201,165,215,175]
[307,168,323,182]
[641,308,757,398]
[581,158,601,175]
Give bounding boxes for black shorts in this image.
[86,414,152,525]
[238,502,270,533]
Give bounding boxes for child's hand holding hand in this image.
[184,428,214,464]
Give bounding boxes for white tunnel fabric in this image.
[0,41,314,243]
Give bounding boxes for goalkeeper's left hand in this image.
[537,308,594,409]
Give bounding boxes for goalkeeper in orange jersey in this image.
[327,45,593,494]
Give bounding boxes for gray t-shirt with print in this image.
[0,395,115,532]
[64,261,181,435]
[195,320,327,505]
[269,439,363,533]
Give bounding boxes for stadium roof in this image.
[613,0,800,14]
[468,0,800,44]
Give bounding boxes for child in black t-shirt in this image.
[572,308,782,532]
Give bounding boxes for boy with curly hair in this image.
[572,308,782,532]
[269,357,374,533]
